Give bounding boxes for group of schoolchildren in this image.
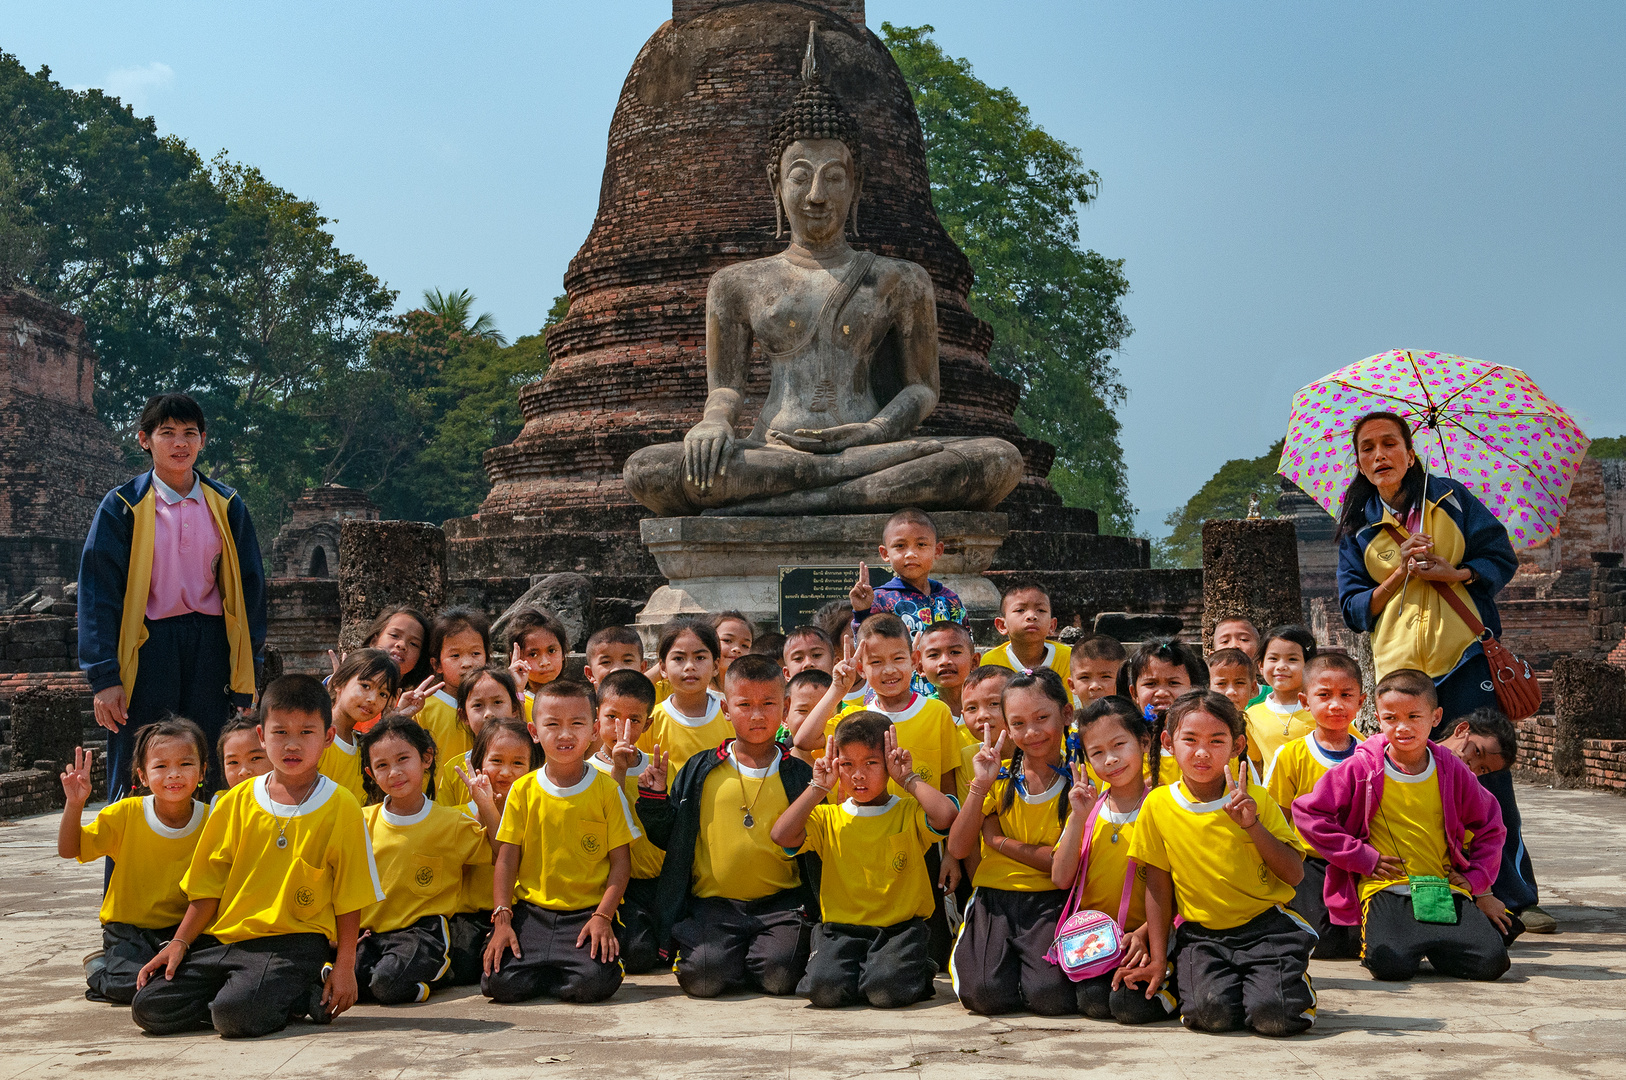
[59,507,1526,1040]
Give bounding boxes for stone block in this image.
[1552,656,1626,780]
[492,573,595,652]
[337,521,447,650]
[1202,518,1304,647]
[1093,612,1184,642]
[10,686,80,778]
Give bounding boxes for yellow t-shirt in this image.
[1055,799,1148,930]
[975,772,1068,892]
[1129,779,1298,930]
[797,796,945,926]
[183,775,384,943]
[457,800,497,914]
[831,693,961,795]
[77,796,208,928]
[361,800,490,932]
[1358,755,1464,903]
[1265,732,1355,859]
[496,766,639,912]
[692,747,800,901]
[417,690,473,772]
[955,716,981,750]
[638,689,729,778]
[1245,697,1316,774]
[318,736,367,805]
[436,750,475,809]
[588,752,666,881]
[982,640,1072,680]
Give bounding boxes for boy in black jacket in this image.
[639,653,817,998]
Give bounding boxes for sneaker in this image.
[1520,906,1558,934]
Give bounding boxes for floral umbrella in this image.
[1279,349,1591,548]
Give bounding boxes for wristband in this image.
[808,781,831,794]
[492,905,513,919]
[158,938,191,954]
[589,911,612,922]
[902,772,924,789]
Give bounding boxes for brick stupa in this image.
[447,0,1141,582]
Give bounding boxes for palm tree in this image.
[422,287,506,344]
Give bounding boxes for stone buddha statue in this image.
[623,27,1024,518]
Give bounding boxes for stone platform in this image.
[635,512,1008,644]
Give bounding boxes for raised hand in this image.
[508,643,530,684]
[811,750,835,792]
[1067,778,1097,814]
[849,561,874,613]
[610,718,641,770]
[884,726,915,786]
[327,648,345,676]
[456,763,494,809]
[971,728,1006,790]
[60,746,93,806]
[1222,759,1259,830]
[831,635,859,695]
[639,746,670,794]
[396,675,444,717]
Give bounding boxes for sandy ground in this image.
[2,781,1623,1079]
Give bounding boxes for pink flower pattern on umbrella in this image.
[1278,350,1591,548]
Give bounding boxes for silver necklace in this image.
[273,777,321,849]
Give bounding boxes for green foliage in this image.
[423,287,506,344]
[1588,435,1626,460]
[882,24,1134,534]
[1153,439,1286,569]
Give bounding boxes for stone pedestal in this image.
[635,512,1009,648]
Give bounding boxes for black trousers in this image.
[798,918,936,1009]
[87,921,177,1004]
[1176,907,1317,1037]
[1077,962,1179,1025]
[923,845,952,971]
[670,892,811,998]
[356,916,451,1004]
[481,901,622,1004]
[445,910,492,986]
[951,887,1078,1017]
[1361,890,1511,982]
[111,613,235,801]
[130,933,328,1038]
[1294,858,1362,960]
[617,876,662,976]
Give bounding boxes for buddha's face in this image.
[776,138,856,247]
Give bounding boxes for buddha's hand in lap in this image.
[768,421,895,454]
[684,419,735,490]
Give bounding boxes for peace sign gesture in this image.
[397,674,445,718]
[639,745,670,794]
[811,749,836,792]
[884,726,915,787]
[971,726,1006,791]
[1222,758,1259,830]
[609,718,641,771]
[831,635,860,695]
[60,746,93,807]
[849,561,874,613]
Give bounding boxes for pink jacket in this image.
[1293,734,1505,926]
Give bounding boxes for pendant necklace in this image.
[1106,792,1146,845]
[273,776,321,850]
[738,763,770,829]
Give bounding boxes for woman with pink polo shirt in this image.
[77,393,267,800]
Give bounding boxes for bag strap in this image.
[1378,522,1489,638]
[1116,858,1137,929]
[1058,791,1106,926]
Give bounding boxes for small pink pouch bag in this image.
[1047,791,1136,981]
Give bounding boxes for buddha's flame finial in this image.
[801,21,819,83]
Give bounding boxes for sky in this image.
[6,1,1623,535]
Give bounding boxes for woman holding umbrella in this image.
[1333,408,1547,931]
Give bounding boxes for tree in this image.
[423,287,505,344]
[1588,435,1625,460]
[882,24,1135,534]
[1154,439,1286,569]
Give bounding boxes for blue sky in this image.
[7,1,1623,534]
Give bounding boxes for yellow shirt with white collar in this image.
[417,690,473,773]
[692,746,800,901]
[831,693,960,795]
[975,771,1068,892]
[1358,754,1464,903]
[318,735,367,805]
[1055,797,1148,930]
[796,795,946,925]
[588,751,666,880]
[361,799,489,933]
[983,640,1072,681]
[1265,732,1356,859]
[1244,696,1316,775]
[77,795,209,928]
[496,766,639,912]
[637,689,730,778]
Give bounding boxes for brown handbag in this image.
[1379,524,1542,721]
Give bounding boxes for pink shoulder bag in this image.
[1047,791,1137,981]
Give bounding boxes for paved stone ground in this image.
[3,783,1623,1079]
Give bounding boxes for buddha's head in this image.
[769,24,863,242]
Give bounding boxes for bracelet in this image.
[902,772,923,790]
[994,835,1007,853]
[158,938,190,953]
[492,905,513,919]
[808,781,831,794]
[589,911,612,922]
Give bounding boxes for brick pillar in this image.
[1201,519,1304,648]
[1589,552,1626,660]
[338,521,447,651]
[11,686,80,782]
[1550,656,1626,782]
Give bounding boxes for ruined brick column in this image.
[338,521,446,650]
[1589,552,1626,660]
[10,686,80,781]
[1550,655,1626,783]
[1202,519,1305,648]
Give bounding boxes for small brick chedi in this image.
[447,0,1110,581]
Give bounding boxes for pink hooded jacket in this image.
[1293,734,1505,927]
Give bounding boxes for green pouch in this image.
[1408,875,1458,924]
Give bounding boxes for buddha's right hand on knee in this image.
[684,421,734,491]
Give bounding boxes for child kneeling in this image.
[1125,691,1316,1037]
[771,713,958,1007]
[1295,669,1512,983]
[482,681,636,1004]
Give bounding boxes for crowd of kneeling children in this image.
[57,508,1526,1040]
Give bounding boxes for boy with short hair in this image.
[1296,670,1514,983]
[1066,633,1126,709]
[641,654,817,998]
[771,714,960,1008]
[1265,652,1365,958]
[781,624,835,680]
[583,626,645,687]
[130,675,383,1038]
[1207,648,1262,721]
[983,583,1071,680]
[915,620,978,730]
[585,668,666,974]
[483,680,637,1004]
[784,668,833,743]
[1244,625,1318,777]
[848,508,966,637]
[1213,616,1268,706]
